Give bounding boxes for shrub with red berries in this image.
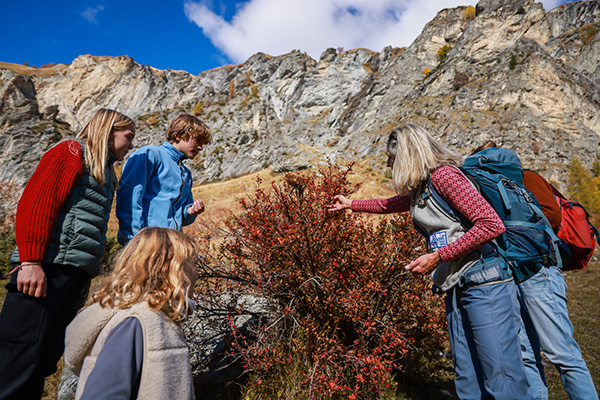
[195,165,448,399]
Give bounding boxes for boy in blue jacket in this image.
[116,113,211,245]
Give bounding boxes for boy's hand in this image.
[188,198,205,216]
[16,262,47,297]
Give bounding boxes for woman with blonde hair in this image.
[65,227,198,400]
[329,124,533,399]
[0,108,135,400]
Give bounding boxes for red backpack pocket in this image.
[553,189,600,271]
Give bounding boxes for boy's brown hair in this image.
[471,140,499,156]
[166,113,211,144]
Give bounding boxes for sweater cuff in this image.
[17,241,46,263]
[437,246,451,262]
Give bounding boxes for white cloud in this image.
[184,0,576,64]
[540,0,564,10]
[82,5,105,24]
[541,0,585,11]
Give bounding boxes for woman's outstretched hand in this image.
[405,252,441,275]
[327,195,352,212]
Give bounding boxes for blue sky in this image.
[1,0,576,75]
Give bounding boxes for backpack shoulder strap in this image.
[423,166,472,227]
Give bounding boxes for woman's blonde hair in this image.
[388,124,462,195]
[89,227,198,321]
[76,108,134,185]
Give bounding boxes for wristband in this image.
[9,265,22,274]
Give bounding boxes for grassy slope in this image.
[0,61,64,76]
[1,164,598,398]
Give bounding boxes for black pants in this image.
[0,264,90,400]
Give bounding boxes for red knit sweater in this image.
[351,165,505,262]
[15,140,84,262]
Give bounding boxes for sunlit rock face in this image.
[1,0,599,189]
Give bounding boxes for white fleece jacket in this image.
[64,302,194,400]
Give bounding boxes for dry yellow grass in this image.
[184,162,396,238]
[187,169,282,238]
[106,161,396,242]
[0,61,64,77]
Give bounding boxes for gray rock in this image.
[57,368,78,400]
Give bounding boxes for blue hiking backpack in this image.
[427,147,560,283]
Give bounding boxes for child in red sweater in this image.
[0,108,135,400]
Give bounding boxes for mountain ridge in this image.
[1,0,599,189]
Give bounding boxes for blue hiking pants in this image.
[517,265,599,400]
[445,279,533,399]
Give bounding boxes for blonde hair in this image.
[388,124,462,195]
[166,113,211,144]
[89,227,198,321]
[76,108,134,185]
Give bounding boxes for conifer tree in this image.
[591,157,600,178]
[568,157,600,226]
[568,157,592,203]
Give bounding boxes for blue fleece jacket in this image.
[116,142,196,245]
[80,318,143,400]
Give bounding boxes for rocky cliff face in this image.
[1,0,599,188]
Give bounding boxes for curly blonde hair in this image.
[76,108,135,186]
[388,124,462,195]
[89,227,198,321]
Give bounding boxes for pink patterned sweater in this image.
[351,165,505,262]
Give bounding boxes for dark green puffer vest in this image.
[11,139,116,277]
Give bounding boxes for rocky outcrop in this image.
[1,0,599,189]
[0,72,72,182]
